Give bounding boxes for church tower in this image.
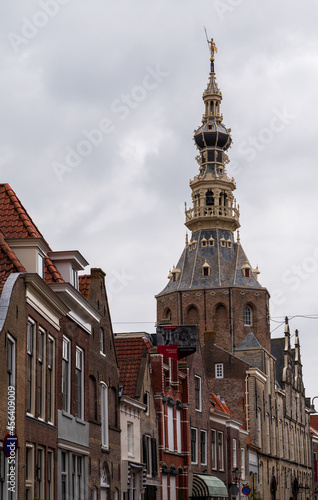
[156,39,271,353]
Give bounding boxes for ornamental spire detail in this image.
[185,39,240,234]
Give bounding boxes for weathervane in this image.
[204,27,217,62]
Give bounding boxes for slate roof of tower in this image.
[158,228,264,295]
[236,332,263,350]
[0,183,64,292]
[115,336,153,399]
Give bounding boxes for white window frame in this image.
[241,448,245,480]
[211,429,217,470]
[176,408,181,453]
[200,430,207,466]
[36,447,45,500]
[75,347,84,419]
[38,252,45,279]
[244,306,252,326]
[62,337,71,414]
[144,435,152,477]
[218,431,224,471]
[47,449,54,500]
[100,328,105,356]
[194,375,202,412]
[61,451,68,500]
[167,405,174,451]
[101,383,109,450]
[233,438,237,468]
[72,454,83,500]
[37,328,46,419]
[162,474,168,500]
[27,319,36,415]
[25,444,34,500]
[47,336,55,424]
[191,427,198,464]
[215,363,224,379]
[170,474,176,500]
[71,267,78,290]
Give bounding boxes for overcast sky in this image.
[1,0,318,401]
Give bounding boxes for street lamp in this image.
[231,467,242,486]
[309,396,318,413]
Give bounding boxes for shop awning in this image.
[192,474,228,498]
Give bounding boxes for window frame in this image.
[47,449,54,500]
[101,383,109,450]
[25,444,34,500]
[218,431,224,471]
[200,430,207,466]
[47,336,55,424]
[243,306,252,326]
[37,328,46,419]
[191,427,198,464]
[36,447,45,500]
[62,337,71,414]
[233,438,237,468]
[99,328,105,356]
[194,375,202,412]
[27,319,36,415]
[75,347,84,419]
[215,363,224,379]
[211,429,217,470]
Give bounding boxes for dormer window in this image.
[245,269,250,278]
[201,238,207,248]
[202,260,211,277]
[241,262,251,278]
[71,267,78,290]
[209,237,214,247]
[171,267,181,282]
[38,252,45,279]
[227,239,232,248]
[219,237,226,248]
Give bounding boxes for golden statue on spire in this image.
[204,27,217,61]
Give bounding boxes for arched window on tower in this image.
[186,306,199,325]
[164,308,172,323]
[244,306,252,326]
[206,190,214,206]
[219,191,227,206]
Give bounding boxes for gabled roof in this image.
[0,184,63,291]
[115,336,152,399]
[236,332,262,350]
[0,183,45,239]
[209,393,233,416]
[79,274,91,299]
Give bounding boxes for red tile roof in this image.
[0,230,26,293]
[0,183,45,239]
[0,184,64,290]
[79,274,91,299]
[115,337,152,399]
[209,393,233,416]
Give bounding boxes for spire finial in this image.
[204,27,217,71]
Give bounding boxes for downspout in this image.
[230,287,234,354]
[245,374,250,433]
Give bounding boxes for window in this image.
[143,435,152,476]
[127,471,136,500]
[241,448,245,480]
[272,418,276,456]
[215,363,224,379]
[203,267,209,276]
[162,475,168,500]
[47,450,54,500]
[244,306,252,326]
[37,329,45,418]
[101,383,109,449]
[72,455,83,500]
[244,268,250,278]
[61,452,68,500]
[27,320,35,414]
[191,428,198,464]
[37,448,44,500]
[218,432,224,470]
[206,190,214,206]
[47,337,55,423]
[38,252,45,278]
[257,410,262,448]
[71,267,78,289]
[201,430,207,465]
[233,439,237,468]
[25,445,34,500]
[143,392,149,415]
[100,328,105,355]
[170,475,176,500]
[211,430,217,469]
[167,405,174,451]
[62,337,71,413]
[176,409,181,453]
[127,422,133,456]
[194,376,202,411]
[76,347,84,419]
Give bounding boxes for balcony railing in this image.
[185,205,239,222]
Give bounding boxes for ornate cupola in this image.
[185,38,240,234]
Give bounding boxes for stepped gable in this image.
[158,232,262,295]
[79,274,91,299]
[115,336,152,399]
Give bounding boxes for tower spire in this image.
[185,38,240,234]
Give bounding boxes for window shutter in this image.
[142,434,148,465]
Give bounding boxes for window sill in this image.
[76,417,86,425]
[101,445,110,453]
[61,410,73,420]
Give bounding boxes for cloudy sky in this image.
[1,0,318,400]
